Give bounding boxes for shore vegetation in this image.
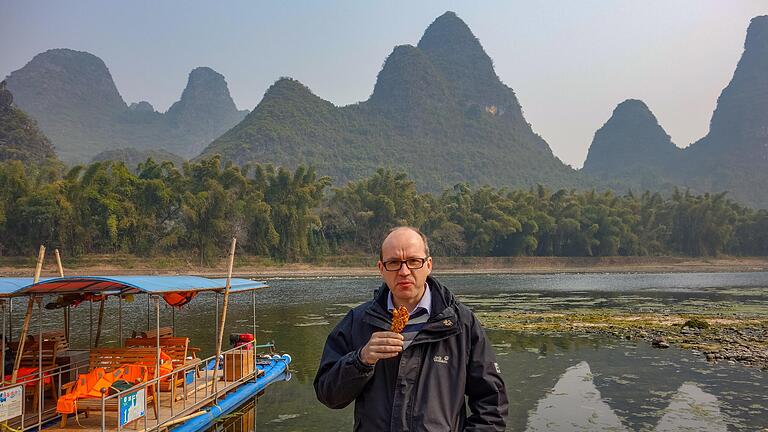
[1,157,767,264]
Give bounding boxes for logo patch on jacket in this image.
[442,319,453,327]
[433,355,449,364]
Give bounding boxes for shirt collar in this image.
[387,282,432,315]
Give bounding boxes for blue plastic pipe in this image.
[170,354,292,432]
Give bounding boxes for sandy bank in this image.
[1,255,768,278]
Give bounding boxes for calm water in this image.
[14,272,768,431]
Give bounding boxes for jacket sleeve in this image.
[464,312,509,431]
[313,309,375,409]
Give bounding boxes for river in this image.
[19,272,768,431]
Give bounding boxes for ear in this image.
[425,257,432,274]
[376,260,385,276]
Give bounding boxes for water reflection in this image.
[524,360,732,432]
[654,383,727,432]
[525,361,627,431]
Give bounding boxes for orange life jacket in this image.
[56,364,151,414]
[163,291,197,308]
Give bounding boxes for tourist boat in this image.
[0,275,291,432]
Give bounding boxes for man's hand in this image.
[360,331,404,365]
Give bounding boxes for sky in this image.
[1,1,766,168]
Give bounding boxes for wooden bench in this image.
[28,330,69,351]
[132,326,174,339]
[124,337,200,365]
[59,348,159,427]
[124,338,201,404]
[7,341,60,408]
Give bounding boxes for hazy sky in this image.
[1,1,766,167]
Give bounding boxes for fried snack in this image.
[390,306,410,333]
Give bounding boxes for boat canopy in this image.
[0,277,51,297]
[5,275,268,296]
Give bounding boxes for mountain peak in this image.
[369,44,454,116]
[261,77,328,106]
[267,77,314,94]
[415,11,529,129]
[418,12,479,51]
[7,48,127,117]
[745,15,768,52]
[164,66,246,155]
[186,67,226,89]
[699,14,768,147]
[612,99,655,120]
[583,99,679,176]
[167,66,237,116]
[416,11,494,86]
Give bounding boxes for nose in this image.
[398,262,412,276]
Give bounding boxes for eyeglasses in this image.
[382,257,428,272]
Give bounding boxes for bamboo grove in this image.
[0,156,766,262]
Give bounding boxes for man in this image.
[314,226,508,431]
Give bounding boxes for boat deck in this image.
[8,369,263,432]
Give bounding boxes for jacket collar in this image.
[365,276,459,336]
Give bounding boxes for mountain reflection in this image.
[525,361,728,432]
[525,361,628,431]
[654,383,727,432]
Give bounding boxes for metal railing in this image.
[99,340,274,432]
[0,340,277,432]
[0,355,90,432]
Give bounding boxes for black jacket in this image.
[314,276,508,431]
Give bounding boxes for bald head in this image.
[379,227,430,261]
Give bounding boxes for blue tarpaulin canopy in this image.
[4,276,268,296]
[0,277,52,297]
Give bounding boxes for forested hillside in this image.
[201,12,584,192]
[0,81,57,163]
[1,157,765,261]
[5,51,247,162]
[583,15,768,208]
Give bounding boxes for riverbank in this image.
[1,255,768,277]
[480,311,768,370]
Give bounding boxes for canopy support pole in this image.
[154,295,160,427]
[55,249,69,343]
[118,294,123,346]
[11,245,44,383]
[37,299,43,425]
[252,288,257,378]
[146,294,150,331]
[8,298,12,343]
[93,297,105,348]
[89,300,93,348]
[211,238,237,393]
[172,307,175,337]
[2,300,6,381]
[251,289,256,339]
[214,294,219,350]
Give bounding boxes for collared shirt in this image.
[387,282,432,316]
[387,282,431,350]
